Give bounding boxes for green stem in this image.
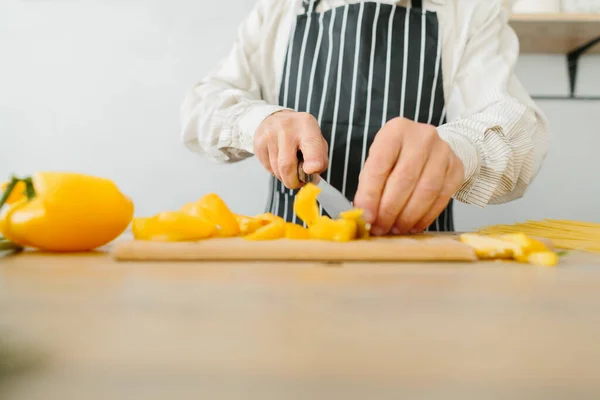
[0,240,22,252]
[24,178,35,200]
[0,176,34,253]
[0,177,19,210]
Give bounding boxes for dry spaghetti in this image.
[477,219,600,254]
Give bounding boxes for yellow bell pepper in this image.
[180,193,240,237]
[309,216,358,242]
[0,180,27,205]
[490,233,549,263]
[234,214,263,236]
[459,233,558,267]
[244,217,286,241]
[0,172,134,252]
[132,211,217,242]
[528,252,559,267]
[339,208,370,239]
[285,222,311,240]
[254,213,280,224]
[294,183,321,227]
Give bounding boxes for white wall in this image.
[1,0,599,231]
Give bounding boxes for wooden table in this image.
[1,250,600,399]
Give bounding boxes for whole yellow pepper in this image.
[0,172,134,252]
[132,211,217,242]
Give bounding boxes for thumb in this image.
[299,135,328,174]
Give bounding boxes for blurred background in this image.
[0,0,598,231]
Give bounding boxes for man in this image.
[181,0,549,235]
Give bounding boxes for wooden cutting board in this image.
[111,234,478,262]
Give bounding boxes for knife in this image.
[297,161,353,219]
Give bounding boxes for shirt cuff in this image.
[437,128,480,182]
[436,127,485,206]
[237,104,291,153]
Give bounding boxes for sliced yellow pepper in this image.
[490,233,549,263]
[528,251,559,267]
[460,232,559,267]
[0,172,134,252]
[294,183,321,227]
[244,218,286,241]
[309,216,358,242]
[132,211,217,242]
[254,213,280,225]
[181,193,240,237]
[234,214,263,236]
[459,234,517,259]
[339,208,370,239]
[285,222,311,240]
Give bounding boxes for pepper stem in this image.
[0,176,36,211]
[0,177,19,210]
[0,238,23,253]
[24,178,36,200]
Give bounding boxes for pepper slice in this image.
[528,252,559,267]
[339,208,370,239]
[285,222,311,240]
[294,183,321,227]
[309,216,358,242]
[235,214,263,236]
[181,193,240,237]
[244,217,286,241]
[132,211,217,242]
[0,172,134,252]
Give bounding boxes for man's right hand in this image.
[253,111,329,189]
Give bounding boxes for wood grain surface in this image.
[1,250,600,399]
[111,235,478,262]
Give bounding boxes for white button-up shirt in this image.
[181,0,549,207]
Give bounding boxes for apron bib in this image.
[265,0,454,232]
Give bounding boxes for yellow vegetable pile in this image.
[0,172,563,267]
[132,183,369,243]
[459,233,559,267]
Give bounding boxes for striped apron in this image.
[265,0,454,232]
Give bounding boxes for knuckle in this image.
[389,117,409,128]
[439,141,454,159]
[396,214,418,230]
[278,159,295,174]
[416,177,444,195]
[420,127,438,144]
[298,112,317,123]
[378,204,398,224]
[395,171,419,187]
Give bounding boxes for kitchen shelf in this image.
[508,13,600,100]
[509,13,600,54]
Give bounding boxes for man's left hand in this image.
[353,117,465,236]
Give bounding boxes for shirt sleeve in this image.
[437,1,549,207]
[180,0,289,163]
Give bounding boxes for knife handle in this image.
[297,151,314,184]
[297,161,314,184]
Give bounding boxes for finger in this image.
[255,141,272,174]
[278,133,301,189]
[412,154,464,232]
[298,120,328,174]
[353,122,403,225]
[268,140,281,181]
[411,195,451,233]
[392,141,449,234]
[371,134,432,235]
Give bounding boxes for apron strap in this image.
[412,0,423,8]
[302,0,320,14]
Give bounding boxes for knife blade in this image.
[297,161,353,219]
